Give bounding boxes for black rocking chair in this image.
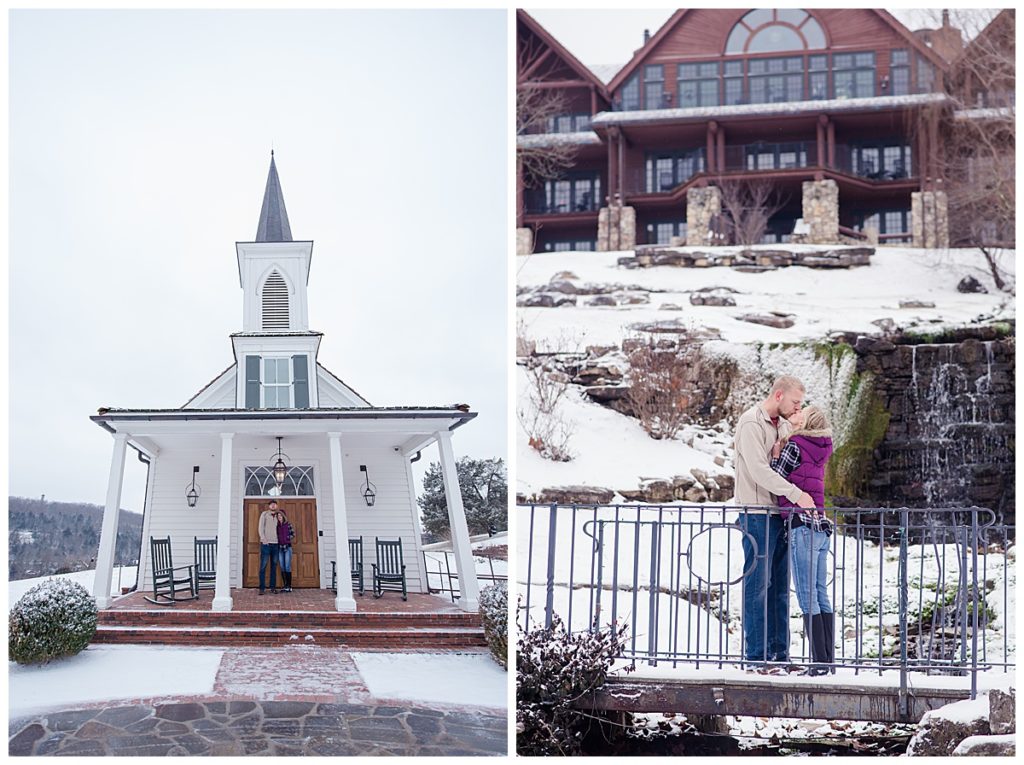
[144,536,197,605]
[372,537,407,601]
[331,537,365,596]
[194,537,217,592]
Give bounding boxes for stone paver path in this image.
[9,700,506,756]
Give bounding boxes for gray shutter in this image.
[292,355,309,409]
[245,356,261,409]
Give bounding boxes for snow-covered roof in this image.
[588,63,624,85]
[517,131,602,149]
[954,107,1013,120]
[593,92,948,127]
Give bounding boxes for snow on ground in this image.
[518,246,1013,349]
[350,652,507,710]
[8,645,224,717]
[8,567,137,608]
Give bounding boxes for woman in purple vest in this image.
[275,509,295,593]
[771,405,834,676]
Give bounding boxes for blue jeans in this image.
[277,544,292,573]
[259,543,279,590]
[790,525,832,616]
[738,512,790,661]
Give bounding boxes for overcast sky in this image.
[527,8,991,74]
[9,10,508,510]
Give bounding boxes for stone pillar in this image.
[436,430,480,612]
[801,179,839,244]
[94,433,129,609]
[516,227,533,256]
[597,203,636,252]
[912,190,949,249]
[685,185,721,246]
[212,433,234,612]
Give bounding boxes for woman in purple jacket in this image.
[275,509,295,593]
[771,406,834,675]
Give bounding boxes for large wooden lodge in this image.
[517,8,989,252]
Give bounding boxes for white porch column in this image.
[436,429,480,612]
[212,433,234,612]
[328,432,357,612]
[94,433,129,609]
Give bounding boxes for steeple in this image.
[255,151,293,242]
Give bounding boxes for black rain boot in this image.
[285,571,292,592]
[809,614,829,676]
[822,611,835,673]
[801,614,815,674]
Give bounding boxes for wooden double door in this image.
[242,499,321,588]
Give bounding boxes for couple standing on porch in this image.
[257,500,296,595]
[734,375,836,676]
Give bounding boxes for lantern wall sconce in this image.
[271,437,291,489]
[359,465,377,507]
[186,466,201,508]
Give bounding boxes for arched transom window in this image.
[261,270,290,331]
[725,9,826,55]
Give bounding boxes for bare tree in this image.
[716,178,787,246]
[926,9,1015,289]
[626,338,691,440]
[517,33,578,186]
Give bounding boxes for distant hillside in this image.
[9,496,143,580]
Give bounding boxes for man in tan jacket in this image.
[735,375,814,668]
[258,500,280,594]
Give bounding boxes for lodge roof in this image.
[517,9,609,95]
[255,151,293,242]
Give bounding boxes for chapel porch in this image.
[93,589,486,649]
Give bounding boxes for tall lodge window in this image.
[724,60,744,104]
[621,74,641,110]
[542,173,602,213]
[809,55,828,99]
[849,142,912,179]
[644,65,666,109]
[916,54,935,93]
[645,220,687,245]
[548,113,592,133]
[748,56,803,104]
[857,209,910,242]
[833,52,875,99]
[890,49,910,96]
[678,62,720,107]
[645,149,706,192]
[544,239,596,252]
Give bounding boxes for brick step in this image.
[93,625,488,649]
[98,610,481,630]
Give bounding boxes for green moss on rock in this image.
[825,370,890,499]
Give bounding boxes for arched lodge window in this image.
[726,9,826,55]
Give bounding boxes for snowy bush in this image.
[516,609,629,756]
[9,578,97,665]
[479,582,508,668]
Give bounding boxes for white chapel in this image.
[90,154,481,613]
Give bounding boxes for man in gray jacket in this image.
[258,500,280,594]
[735,375,814,669]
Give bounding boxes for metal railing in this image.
[423,550,507,602]
[519,504,1014,700]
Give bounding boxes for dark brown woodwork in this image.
[827,121,836,168]
[607,128,619,204]
[716,128,725,173]
[520,46,553,82]
[706,122,716,172]
[242,498,320,589]
[816,115,826,167]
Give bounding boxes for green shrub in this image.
[9,579,97,665]
[479,582,508,668]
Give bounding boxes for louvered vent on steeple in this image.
[261,271,290,330]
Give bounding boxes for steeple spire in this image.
[255,151,293,242]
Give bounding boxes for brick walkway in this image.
[9,647,507,756]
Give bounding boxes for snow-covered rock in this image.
[907,695,991,756]
[952,733,1015,756]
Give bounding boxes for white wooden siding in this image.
[184,367,237,409]
[137,441,426,595]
